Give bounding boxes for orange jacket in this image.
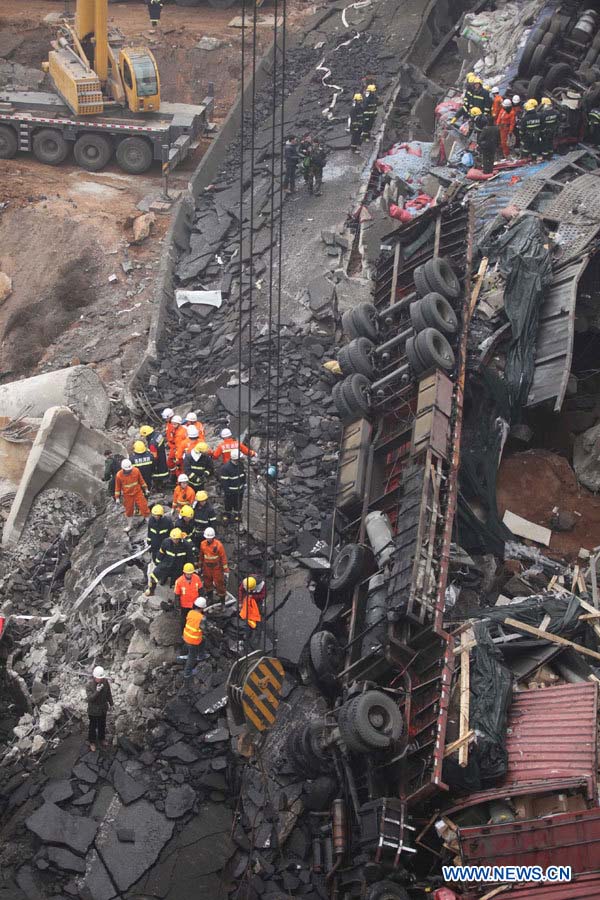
[172,425,190,463]
[240,594,261,627]
[213,437,256,464]
[186,421,206,441]
[165,420,179,451]
[199,538,228,573]
[491,95,503,122]
[183,608,204,645]
[172,484,196,512]
[114,467,147,498]
[496,108,515,133]
[174,573,203,609]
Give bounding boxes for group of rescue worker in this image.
[283,133,329,196]
[460,72,559,173]
[348,76,379,152]
[104,409,266,679]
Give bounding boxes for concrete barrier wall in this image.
[2,407,124,547]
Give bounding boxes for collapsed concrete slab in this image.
[2,406,123,548]
[0,366,110,427]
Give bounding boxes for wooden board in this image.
[502,510,552,547]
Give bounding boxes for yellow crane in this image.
[45,0,160,116]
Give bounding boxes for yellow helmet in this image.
[366,84,376,92]
[483,83,491,91]
[195,442,209,453]
[466,72,476,83]
[243,576,257,591]
[195,490,208,502]
[133,440,146,454]
[524,98,538,110]
[140,425,153,437]
[469,107,482,117]
[180,505,194,518]
[472,73,482,84]
[170,528,183,540]
[540,96,552,106]
[151,504,164,516]
[353,92,363,101]
[183,563,195,574]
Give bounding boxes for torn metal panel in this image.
[526,256,588,412]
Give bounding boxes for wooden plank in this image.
[468,256,488,320]
[443,729,475,758]
[504,617,600,662]
[502,510,552,547]
[389,242,401,306]
[459,632,470,767]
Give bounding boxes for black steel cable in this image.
[263,0,280,653]
[272,0,287,655]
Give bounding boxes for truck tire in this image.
[414,327,455,372]
[342,308,361,340]
[346,337,375,378]
[528,44,549,76]
[338,702,371,753]
[349,302,379,341]
[518,35,539,77]
[74,133,113,172]
[422,257,460,299]
[332,381,354,421]
[116,136,153,174]
[329,543,370,593]
[405,336,424,376]
[0,125,17,159]
[341,373,371,419]
[527,74,545,100]
[337,345,353,375]
[366,883,410,900]
[413,263,431,297]
[544,63,573,91]
[420,292,458,334]
[310,631,343,686]
[341,690,402,750]
[32,128,69,165]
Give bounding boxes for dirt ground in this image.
[497,449,600,561]
[0,0,311,392]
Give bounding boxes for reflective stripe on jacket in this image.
[183,608,204,645]
[115,467,146,497]
[174,573,203,609]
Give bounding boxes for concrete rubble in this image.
[4,0,600,899]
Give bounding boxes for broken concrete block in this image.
[165,784,196,818]
[132,213,155,244]
[574,422,600,492]
[26,802,97,854]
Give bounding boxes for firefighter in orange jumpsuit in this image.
[490,87,502,122]
[167,415,187,475]
[199,527,229,603]
[239,575,266,633]
[162,407,176,453]
[174,562,204,630]
[172,474,196,516]
[184,412,206,441]
[114,459,150,531]
[496,98,516,158]
[213,427,256,465]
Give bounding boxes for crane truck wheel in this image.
[116,137,153,175]
[32,129,69,166]
[74,134,113,172]
[0,125,17,160]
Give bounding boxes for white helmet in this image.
[490,86,499,95]
[512,94,521,105]
[221,428,232,439]
[93,666,105,679]
[203,527,216,540]
[172,415,183,425]
[187,425,199,438]
[230,448,241,461]
[194,596,207,609]
[502,98,512,108]
[121,459,132,471]
[177,474,189,483]
[185,412,197,423]
[162,407,174,420]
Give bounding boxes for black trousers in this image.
[88,714,106,743]
[350,126,362,148]
[480,148,495,174]
[283,164,296,192]
[224,490,244,514]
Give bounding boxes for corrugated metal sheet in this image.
[458,807,600,872]
[445,683,598,815]
[527,256,589,412]
[498,873,600,899]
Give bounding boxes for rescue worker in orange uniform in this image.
[172,474,196,516]
[184,412,206,442]
[162,407,176,453]
[178,425,200,470]
[182,596,208,681]
[199,527,229,603]
[167,415,187,475]
[213,428,256,465]
[239,575,266,636]
[490,86,502,122]
[114,459,150,531]
[174,562,204,629]
[496,97,516,158]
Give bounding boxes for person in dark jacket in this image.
[145,528,194,595]
[147,505,173,563]
[86,666,113,751]
[147,0,162,28]
[183,442,214,492]
[307,139,328,196]
[140,425,169,488]
[103,450,121,497]
[362,84,378,140]
[220,449,247,523]
[283,135,300,194]
[476,114,500,174]
[193,490,218,536]
[348,94,364,152]
[130,441,154,490]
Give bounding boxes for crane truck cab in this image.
[119,48,160,114]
